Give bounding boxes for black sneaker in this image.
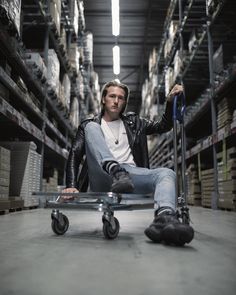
[144,208,177,243]
[162,220,194,246]
[110,166,134,193]
[144,207,194,246]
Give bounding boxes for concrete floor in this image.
[0,206,235,295]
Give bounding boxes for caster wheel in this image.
[103,217,120,240]
[51,214,69,235]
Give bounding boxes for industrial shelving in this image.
[147,0,236,210]
[0,0,98,209]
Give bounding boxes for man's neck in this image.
[102,113,120,122]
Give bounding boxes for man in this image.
[63,80,194,246]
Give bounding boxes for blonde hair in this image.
[100,80,130,114]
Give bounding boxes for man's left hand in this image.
[167,84,184,102]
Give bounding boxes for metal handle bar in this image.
[173,93,186,122]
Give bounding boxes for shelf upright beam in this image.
[39,0,50,191]
[206,0,219,210]
[177,0,187,202]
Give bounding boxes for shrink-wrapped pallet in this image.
[50,0,61,35]
[83,32,93,65]
[70,97,79,128]
[70,0,79,36]
[68,43,80,73]
[47,49,60,96]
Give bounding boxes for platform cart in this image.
[33,191,154,239]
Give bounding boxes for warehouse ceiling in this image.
[83,0,171,111]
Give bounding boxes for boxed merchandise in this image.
[68,43,80,73]
[50,0,61,35]
[27,52,47,79]
[62,74,71,109]
[59,82,66,108]
[186,164,201,206]
[164,38,173,59]
[78,0,86,32]
[83,31,93,65]
[217,147,236,210]
[165,67,174,97]
[0,142,41,207]
[148,47,157,74]
[168,20,178,40]
[47,49,60,96]
[70,0,79,36]
[0,0,21,35]
[70,97,79,127]
[59,25,67,52]
[213,44,236,74]
[76,71,84,100]
[217,96,236,129]
[0,146,10,198]
[173,50,182,81]
[188,30,198,53]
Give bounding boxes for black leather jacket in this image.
[66,101,173,191]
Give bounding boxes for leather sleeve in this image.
[65,125,86,188]
[143,100,173,135]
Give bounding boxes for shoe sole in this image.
[162,224,194,246]
[111,181,134,193]
[144,227,162,243]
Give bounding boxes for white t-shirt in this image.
[101,118,136,166]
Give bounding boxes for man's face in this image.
[102,86,126,119]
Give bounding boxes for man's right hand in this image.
[61,187,79,202]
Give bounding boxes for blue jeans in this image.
[84,122,176,210]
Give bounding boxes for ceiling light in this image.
[113,45,120,75]
[111,0,120,36]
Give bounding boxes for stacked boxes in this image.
[165,67,174,97]
[188,30,198,53]
[164,20,178,58]
[70,0,79,36]
[83,31,93,65]
[0,142,41,208]
[50,0,61,35]
[68,43,80,74]
[59,25,67,52]
[201,168,214,208]
[0,0,22,35]
[70,97,79,127]
[27,52,47,80]
[47,49,60,96]
[62,73,71,109]
[213,44,236,75]
[217,97,236,130]
[217,147,236,210]
[173,50,183,81]
[148,47,157,77]
[186,164,201,206]
[0,146,10,210]
[78,0,85,32]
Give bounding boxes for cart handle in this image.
[173,93,186,122]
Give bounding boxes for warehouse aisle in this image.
[0,207,235,295]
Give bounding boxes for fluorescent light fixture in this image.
[111,0,120,36]
[113,45,120,75]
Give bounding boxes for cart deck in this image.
[33,192,154,239]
